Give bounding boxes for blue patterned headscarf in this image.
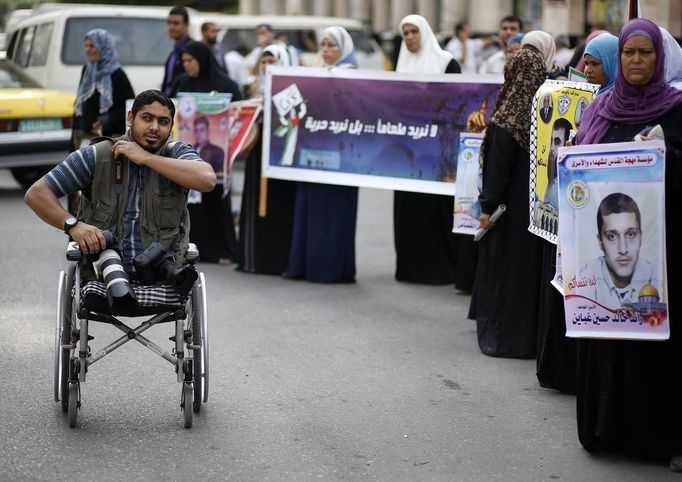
[322,26,358,68]
[75,29,121,116]
[584,32,619,94]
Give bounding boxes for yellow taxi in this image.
[0,58,75,188]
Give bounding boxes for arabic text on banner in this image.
[558,139,669,340]
[263,67,502,196]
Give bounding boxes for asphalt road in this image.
[0,167,677,481]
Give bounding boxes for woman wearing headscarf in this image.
[573,18,682,470]
[582,32,619,95]
[237,44,297,275]
[169,40,242,99]
[467,48,547,358]
[661,27,682,89]
[393,15,467,288]
[72,29,134,149]
[285,27,359,283]
[521,30,563,79]
[169,41,243,265]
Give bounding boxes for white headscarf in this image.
[521,30,556,71]
[396,14,453,74]
[321,26,358,68]
[261,43,292,69]
[661,27,682,90]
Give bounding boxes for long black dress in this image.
[536,240,576,394]
[393,58,476,288]
[577,107,682,459]
[468,124,542,358]
[237,136,297,274]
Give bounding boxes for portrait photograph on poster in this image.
[263,67,502,196]
[528,80,598,244]
[557,139,669,340]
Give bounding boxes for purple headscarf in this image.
[576,18,682,145]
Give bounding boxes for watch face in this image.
[66,216,77,226]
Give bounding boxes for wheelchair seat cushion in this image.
[81,281,185,315]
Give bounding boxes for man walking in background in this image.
[162,6,192,95]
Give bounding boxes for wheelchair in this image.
[53,241,209,428]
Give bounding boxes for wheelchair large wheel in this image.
[54,265,75,412]
[191,273,209,412]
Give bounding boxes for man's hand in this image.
[113,140,151,166]
[69,222,107,255]
[479,212,494,230]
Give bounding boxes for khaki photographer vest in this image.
[77,137,190,279]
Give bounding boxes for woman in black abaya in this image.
[468,48,547,358]
[170,41,243,264]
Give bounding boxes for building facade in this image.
[239,0,681,38]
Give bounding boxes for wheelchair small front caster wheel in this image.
[67,382,80,428]
[182,383,193,428]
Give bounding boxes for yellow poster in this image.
[528,80,598,244]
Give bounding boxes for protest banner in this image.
[263,67,502,196]
[528,80,599,244]
[452,132,484,235]
[558,139,669,340]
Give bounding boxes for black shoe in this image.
[669,456,682,472]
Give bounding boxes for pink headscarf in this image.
[575,18,682,145]
[575,29,609,71]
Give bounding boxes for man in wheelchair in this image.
[25,89,216,314]
[24,89,215,427]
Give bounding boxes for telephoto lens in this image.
[92,230,139,315]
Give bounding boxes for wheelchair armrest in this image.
[185,243,200,264]
[66,241,82,261]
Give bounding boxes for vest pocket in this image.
[90,198,114,229]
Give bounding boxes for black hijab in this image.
[170,41,242,100]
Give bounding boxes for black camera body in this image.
[133,241,197,293]
[92,229,139,315]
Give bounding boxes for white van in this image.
[5,5,200,94]
[196,14,389,71]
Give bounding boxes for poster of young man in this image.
[175,93,232,194]
[558,139,669,340]
[528,80,598,244]
[263,67,501,196]
[452,132,484,235]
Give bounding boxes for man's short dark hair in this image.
[455,22,468,35]
[169,6,189,24]
[193,116,209,128]
[552,118,572,141]
[597,193,641,237]
[255,23,273,32]
[201,22,216,33]
[500,15,523,31]
[132,89,176,119]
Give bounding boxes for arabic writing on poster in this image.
[566,152,657,170]
[304,116,438,140]
[570,305,647,326]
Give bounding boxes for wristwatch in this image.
[63,216,78,235]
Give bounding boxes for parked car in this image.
[5,5,199,95]
[0,58,75,189]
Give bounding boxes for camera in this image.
[133,241,197,294]
[91,230,139,315]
